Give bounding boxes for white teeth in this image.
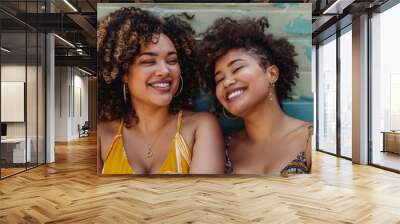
[227,89,244,100]
[151,82,170,88]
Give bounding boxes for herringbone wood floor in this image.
[1,135,400,224]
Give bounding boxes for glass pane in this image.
[1,30,27,177]
[1,0,46,178]
[38,32,45,165]
[27,31,38,169]
[318,36,337,154]
[340,29,352,158]
[371,3,400,171]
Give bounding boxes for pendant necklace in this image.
[142,119,170,159]
[145,141,155,159]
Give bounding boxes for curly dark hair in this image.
[97,7,197,127]
[198,17,299,113]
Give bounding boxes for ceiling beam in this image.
[55,55,95,69]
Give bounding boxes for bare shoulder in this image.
[286,116,313,137]
[181,111,220,128]
[182,111,225,173]
[97,119,121,139]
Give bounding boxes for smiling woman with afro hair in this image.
[97,7,224,175]
[198,17,313,176]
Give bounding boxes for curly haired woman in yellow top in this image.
[97,7,224,174]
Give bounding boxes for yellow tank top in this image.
[102,111,192,174]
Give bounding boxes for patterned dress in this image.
[225,125,313,177]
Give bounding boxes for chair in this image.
[78,121,90,138]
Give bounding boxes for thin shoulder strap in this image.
[176,110,183,134]
[305,124,313,147]
[117,118,124,135]
[286,122,311,137]
[225,135,233,174]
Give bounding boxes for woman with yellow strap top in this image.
[97,7,225,175]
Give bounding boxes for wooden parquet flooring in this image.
[1,135,400,223]
[1,167,26,178]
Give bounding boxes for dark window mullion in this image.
[25,0,28,171]
[36,0,39,167]
[316,44,320,151]
[367,10,373,165]
[44,0,48,164]
[336,25,341,157]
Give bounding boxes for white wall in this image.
[54,67,89,141]
[73,72,89,138]
[55,66,69,141]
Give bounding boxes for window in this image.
[339,27,352,158]
[370,2,400,171]
[317,35,337,154]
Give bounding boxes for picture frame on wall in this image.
[97,3,313,175]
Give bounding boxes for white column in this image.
[46,1,55,163]
[352,14,369,164]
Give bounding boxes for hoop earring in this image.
[223,107,238,120]
[123,83,128,103]
[174,75,183,97]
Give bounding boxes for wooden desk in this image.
[381,131,400,154]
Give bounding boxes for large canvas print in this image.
[97,3,313,175]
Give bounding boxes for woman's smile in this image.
[225,87,247,102]
[148,77,173,93]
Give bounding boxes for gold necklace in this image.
[141,119,170,159]
[143,138,157,159]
